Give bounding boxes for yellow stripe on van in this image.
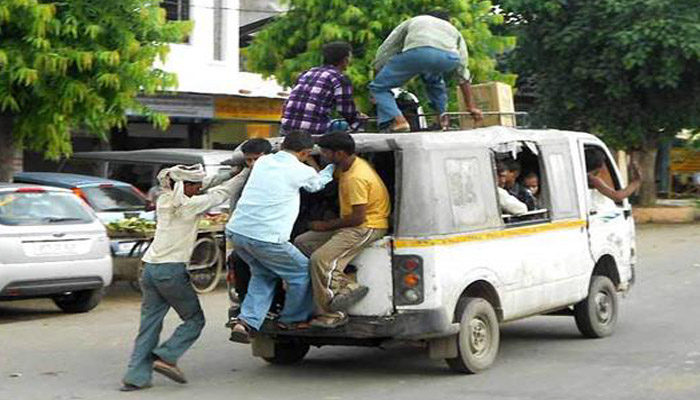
[394,219,586,248]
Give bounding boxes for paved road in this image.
[1,224,699,400]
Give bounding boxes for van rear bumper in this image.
[237,308,460,341]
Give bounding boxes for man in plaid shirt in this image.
[281,42,364,135]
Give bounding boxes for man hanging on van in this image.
[370,9,483,132]
[585,148,641,206]
[227,131,335,342]
[280,42,366,135]
[294,132,391,328]
[121,164,246,392]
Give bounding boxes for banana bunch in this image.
[107,217,156,236]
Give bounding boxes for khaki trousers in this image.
[294,227,387,315]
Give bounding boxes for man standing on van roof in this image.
[227,131,335,341]
[370,9,483,132]
[280,41,365,136]
[121,164,245,392]
[294,132,391,328]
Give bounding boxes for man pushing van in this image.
[120,164,246,391]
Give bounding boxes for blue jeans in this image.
[370,46,461,124]
[123,263,205,387]
[232,233,314,330]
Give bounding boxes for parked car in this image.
[59,148,235,195]
[230,127,636,373]
[0,184,113,313]
[13,172,154,224]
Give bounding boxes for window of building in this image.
[162,0,190,21]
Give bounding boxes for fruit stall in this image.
[106,214,229,294]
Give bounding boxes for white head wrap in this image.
[156,164,206,208]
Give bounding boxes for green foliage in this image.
[0,0,191,159]
[246,0,516,111]
[499,0,700,149]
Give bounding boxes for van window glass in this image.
[445,157,488,228]
[547,152,578,218]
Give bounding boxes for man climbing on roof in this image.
[370,9,483,132]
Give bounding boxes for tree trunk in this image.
[0,114,18,182]
[635,144,658,206]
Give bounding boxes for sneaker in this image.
[329,285,369,313]
[153,359,187,384]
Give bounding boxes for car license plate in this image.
[24,240,89,257]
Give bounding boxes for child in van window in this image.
[522,171,541,209]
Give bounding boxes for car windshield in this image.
[81,186,147,212]
[0,191,94,226]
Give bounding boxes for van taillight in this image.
[393,255,424,305]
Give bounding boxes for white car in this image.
[0,184,112,313]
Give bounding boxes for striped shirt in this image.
[281,65,360,135]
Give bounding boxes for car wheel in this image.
[53,288,104,313]
[574,275,618,338]
[445,297,500,374]
[262,341,310,365]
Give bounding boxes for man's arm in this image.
[588,174,641,203]
[458,81,483,123]
[300,164,335,193]
[311,204,366,231]
[498,188,527,215]
[373,19,410,71]
[178,172,249,216]
[333,76,360,126]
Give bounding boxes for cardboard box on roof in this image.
[457,82,516,129]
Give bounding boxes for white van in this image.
[227,126,636,373]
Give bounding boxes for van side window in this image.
[546,152,578,218]
[445,157,489,228]
[493,141,551,226]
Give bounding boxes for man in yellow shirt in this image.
[294,132,390,328]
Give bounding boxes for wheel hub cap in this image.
[469,317,490,357]
[594,291,612,325]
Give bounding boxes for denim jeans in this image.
[370,46,461,124]
[232,233,314,330]
[123,263,205,387]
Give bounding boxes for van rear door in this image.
[346,236,394,316]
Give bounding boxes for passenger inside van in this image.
[496,162,528,216]
[585,148,641,207]
[501,159,537,210]
[522,171,542,209]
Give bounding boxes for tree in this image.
[499,0,700,205]
[246,0,516,112]
[0,0,191,181]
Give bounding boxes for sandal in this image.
[230,320,252,344]
[277,321,312,330]
[310,313,349,329]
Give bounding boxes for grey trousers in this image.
[123,263,205,387]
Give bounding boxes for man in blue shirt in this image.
[226,131,335,342]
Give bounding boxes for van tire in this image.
[445,297,500,374]
[53,288,104,313]
[262,341,310,365]
[574,275,618,338]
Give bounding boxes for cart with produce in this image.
[106,214,229,294]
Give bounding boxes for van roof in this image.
[350,126,599,152]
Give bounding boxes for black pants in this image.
[229,252,285,313]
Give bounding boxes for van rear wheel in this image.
[262,341,310,365]
[445,297,500,374]
[574,275,618,338]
